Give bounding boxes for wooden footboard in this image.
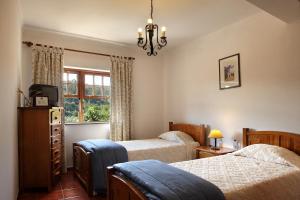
[73,143,93,196]
[107,167,147,200]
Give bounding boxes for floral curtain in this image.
[110,56,133,141]
[32,44,65,171]
[32,45,64,106]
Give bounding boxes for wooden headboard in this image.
[243,128,300,155]
[169,122,206,146]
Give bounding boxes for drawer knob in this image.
[53,139,59,144]
[54,171,60,176]
[54,161,60,168]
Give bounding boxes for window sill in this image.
[65,122,109,126]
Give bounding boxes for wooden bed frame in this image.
[107,128,300,200]
[243,128,300,155]
[73,121,206,196]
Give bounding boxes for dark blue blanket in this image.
[77,139,128,194]
[114,160,225,200]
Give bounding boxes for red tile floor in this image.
[18,169,105,200]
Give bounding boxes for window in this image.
[63,68,110,123]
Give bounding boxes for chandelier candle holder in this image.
[137,0,167,56]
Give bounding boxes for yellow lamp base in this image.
[210,138,220,150]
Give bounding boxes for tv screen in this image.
[29,84,58,106]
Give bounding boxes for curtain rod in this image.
[22,41,135,60]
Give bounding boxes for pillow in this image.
[233,144,300,168]
[158,131,195,144]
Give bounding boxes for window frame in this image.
[64,68,110,123]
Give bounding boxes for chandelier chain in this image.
[150,0,153,19]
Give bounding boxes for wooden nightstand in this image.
[196,146,235,159]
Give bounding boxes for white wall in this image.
[163,12,300,147]
[0,0,22,199]
[22,28,164,167]
[64,124,110,166]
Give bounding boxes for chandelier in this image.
[137,0,167,56]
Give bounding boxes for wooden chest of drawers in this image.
[18,107,64,192]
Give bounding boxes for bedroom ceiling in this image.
[246,0,300,23]
[21,0,260,47]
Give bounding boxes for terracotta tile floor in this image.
[18,169,105,200]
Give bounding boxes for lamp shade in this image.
[208,129,223,139]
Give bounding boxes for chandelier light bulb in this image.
[161,26,166,37]
[147,18,153,24]
[137,28,143,38]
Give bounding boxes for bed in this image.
[73,122,206,196]
[107,128,300,200]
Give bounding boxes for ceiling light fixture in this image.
[137,0,167,56]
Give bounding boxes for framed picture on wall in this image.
[219,53,241,90]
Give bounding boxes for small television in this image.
[29,84,58,106]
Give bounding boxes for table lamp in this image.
[208,129,223,150]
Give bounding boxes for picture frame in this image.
[34,96,49,107]
[219,53,241,90]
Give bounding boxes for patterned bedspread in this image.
[171,154,300,200]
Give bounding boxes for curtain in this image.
[110,56,133,141]
[32,44,66,171]
[32,45,64,106]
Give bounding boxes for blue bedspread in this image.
[77,139,128,194]
[114,160,225,200]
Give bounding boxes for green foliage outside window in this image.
[64,98,80,123]
[64,98,110,123]
[84,99,110,122]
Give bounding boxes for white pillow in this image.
[158,131,195,144]
[233,144,300,168]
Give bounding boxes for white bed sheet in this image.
[116,139,199,163]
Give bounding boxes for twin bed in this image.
[73,122,206,195]
[73,122,300,199]
[107,128,300,200]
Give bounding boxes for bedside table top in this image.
[195,146,235,155]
